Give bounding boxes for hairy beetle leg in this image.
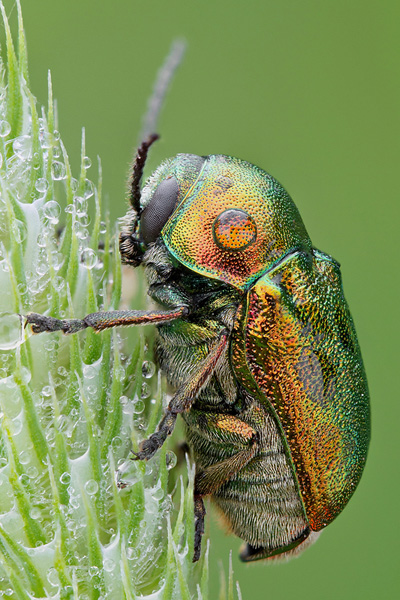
[132,410,177,461]
[25,307,188,335]
[132,329,229,461]
[193,496,206,563]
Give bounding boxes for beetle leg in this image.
[132,329,229,461]
[193,495,206,563]
[25,306,188,334]
[194,435,258,497]
[190,417,257,562]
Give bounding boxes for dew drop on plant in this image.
[103,558,115,573]
[47,567,59,586]
[141,383,150,399]
[152,484,164,501]
[133,399,145,414]
[0,312,25,350]
[146,498,158,515]
[39,130,52,149]
[13,220,27,243]
[83,178,94,199]
[74,221,87,240]
[0,153,3,168]
[19,366,31,385]
[83,156,92,169]
[84,479,99,495]
[142,360,155,379]
[43,200,61,224]
[51,160,66,180]
[35,177,49,194]
[81,247,97,269]
[64,204,75,215]
[17,282,28,296]
[0,119,11,137]
[12,417,23,436]
[111,435,122,450]
[51,250,64,271]
[166,451,177,470]
[13,135,32,160]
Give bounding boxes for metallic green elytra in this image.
[27,136,370,562]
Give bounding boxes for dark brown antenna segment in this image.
[129,133,160,214]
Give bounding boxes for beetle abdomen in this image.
[184,401,314,557]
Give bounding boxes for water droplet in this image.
[41,385,52,397]
[51,250,64,271]
[142,360,155,379]
[43,200,61,224]
[39,130,52,149]
[0,120,11,137]
[133,399,145,414]
[13,220,27,243]
[74,221,87,240]
[19,450,31,465]
[13,135,32,160]
[64,204,75,215]
[103,558,115,572]
[0,313,25,350]
[83,179,94,199]
[141,383,150,399]
[84,479,98,495]
[12,417,23,435]
[60,472,71,485]
[47,567,59,586]
[81,248,97,269]
[35,178,49,194]
[89,566,100,577]
[166,451,177,470]
[0,153,3,168]
[152,485,164,501]
[146,497,158,514]
[83,156,92,169]
[51,161,66,180]
[111,436,122,450]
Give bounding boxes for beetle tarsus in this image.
[25,313,88,335]
[193,495,206,563]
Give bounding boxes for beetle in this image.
[26,134,370,562]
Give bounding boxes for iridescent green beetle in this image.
[27,135,370,562]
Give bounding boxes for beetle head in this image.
[119,142,205,266]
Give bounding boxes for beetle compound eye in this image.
[212,209,257,252]
[140,177,179,245]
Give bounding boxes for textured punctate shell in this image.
[231,250,370,529]
[162,155,312,290]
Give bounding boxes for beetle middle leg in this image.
[132,329,229,461]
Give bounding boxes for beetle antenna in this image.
[129,133,159,214]
[129,39,186,214]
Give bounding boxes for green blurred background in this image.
[2,0,399,598]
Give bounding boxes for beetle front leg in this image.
[25,306,188,334]
[132,329,229,461]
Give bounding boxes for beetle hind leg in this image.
[239,527,320,562]
[193,495,206,563]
